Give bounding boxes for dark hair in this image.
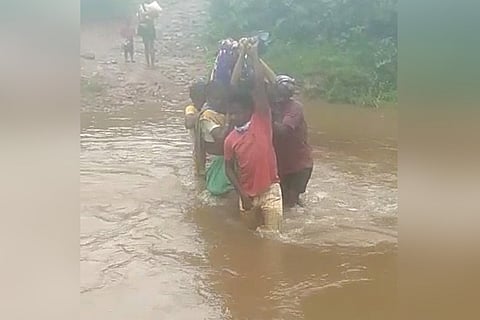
[228,87,254,111]
[206,80,229,97]
[189,80,207,99]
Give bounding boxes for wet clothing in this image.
[273,100,313,177]
[206,155,234,196]
[199,108,225,143]
[224,107,279,198]
[280,167,313,195]
[196,109,231,195]
[239,183,283,231]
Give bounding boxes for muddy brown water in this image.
[81,99,397,319]
[81,0,397,318]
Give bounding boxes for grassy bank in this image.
[205,0,397,107]
[264,40,397,107]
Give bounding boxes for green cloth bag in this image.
[206,156,233,196]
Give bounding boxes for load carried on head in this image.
[209,32,274,87]
[139,1,163,19]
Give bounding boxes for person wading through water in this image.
[195,81,233,195]
[137,1,157,68]
[224,40,283,231]
[184,79,207,176]
[271,75,313,208]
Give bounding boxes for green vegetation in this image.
[206,0,397,106]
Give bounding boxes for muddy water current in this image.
[81,99,397,319]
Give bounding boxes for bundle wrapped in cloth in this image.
[210,32,272,86]
[139,1,163,18]
[210,38,239,85]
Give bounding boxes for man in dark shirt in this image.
[271,75,313,208]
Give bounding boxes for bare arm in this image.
[225,159,243,195]
[260,58,277,84]
[248,41,269,113]
[210,127,228,155]
[211,113,235,143]
[230,41,247,86]
[184,114,197,130]
[225,158,253,210]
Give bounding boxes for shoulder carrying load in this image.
[139,1,162,19]
[145,1,163,16]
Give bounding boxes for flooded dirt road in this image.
[81,1,397,319]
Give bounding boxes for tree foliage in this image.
[207,0,397,105]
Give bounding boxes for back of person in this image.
[273,99,313,177]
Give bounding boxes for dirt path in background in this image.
[81,0,210,113]
[81,2,397,319]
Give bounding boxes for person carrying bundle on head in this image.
[224,39,283,231]
[137,1,162,68]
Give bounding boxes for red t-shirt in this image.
[273,100,313,177]
[224,108,279,197]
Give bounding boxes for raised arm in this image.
[260,58,277,84]
[248,41,269,113]
[230,40,248,86]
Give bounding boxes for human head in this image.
[206,81,229,114]
[189,78,207,110]
[272,75,295,106]
[227,87,254,128]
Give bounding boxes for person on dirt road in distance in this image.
[137,1,157,68]
[121,16,136,63]
[184,78,207,176]
[224,40,283,231]
[197,80,233,195]
[270,75,313,208]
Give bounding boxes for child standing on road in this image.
[121,17,136,63]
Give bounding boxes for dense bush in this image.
[207,0,397,106]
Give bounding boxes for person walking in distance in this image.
[137,1,157,68]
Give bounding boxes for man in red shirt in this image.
[224,41,282,231]
[271,75,313,208]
